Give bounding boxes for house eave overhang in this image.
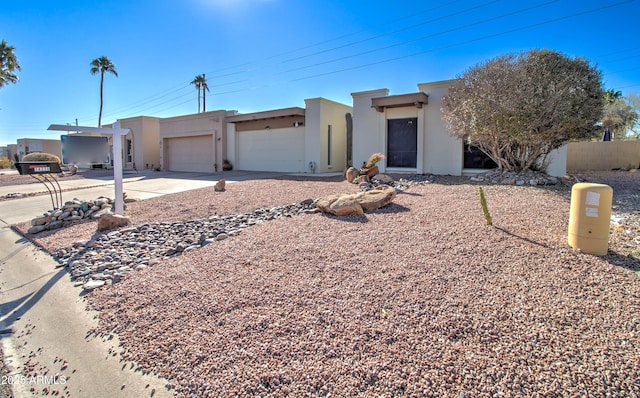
[371,92,428,112]
[225,107,305,123]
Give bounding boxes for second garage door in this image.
[237,128,305,172]
[166,136,214,172]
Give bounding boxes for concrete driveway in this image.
[0,170,286,226]
[0,169,287,397]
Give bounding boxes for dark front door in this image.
[387,118,417,168]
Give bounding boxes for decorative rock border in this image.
[28,197,115,234]
[54,200,321,291]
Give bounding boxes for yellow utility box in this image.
[568,183,613,255]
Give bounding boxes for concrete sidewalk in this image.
[0,228,173,397]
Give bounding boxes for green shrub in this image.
[22,152,61,163]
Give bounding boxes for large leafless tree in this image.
[442,49,605,172]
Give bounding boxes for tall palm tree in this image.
[191,74,210,113]
[90,56,118,127]
[0,39,21,89]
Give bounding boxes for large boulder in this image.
[316,194,363,216]
[356,185,396,212]
[97,213,131,232]
[317,185,397,216]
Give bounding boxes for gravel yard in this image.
[13,171,640,396]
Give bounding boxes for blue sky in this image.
[1,0,639,146]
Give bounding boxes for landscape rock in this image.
[97,213,131,232]
[214,179,226,192]
[356,185,397,212]
[317,185,397,216]
[27,225,47,234]
[372,173,394,185]
[31,216,48,226]
[23,196,111,235]
[82,279,106,291]
[316,194,364,216]
[470,169,560,186]
[345,167,359,183]
[54,199,323,287]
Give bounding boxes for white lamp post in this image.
[48,123,129,215]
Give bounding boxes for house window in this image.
[463,142,497,169]
[327,125,332,166]
[126,139,133,163]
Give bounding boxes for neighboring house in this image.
[351,80,566,177]
[7,144,18,162]
[80,116,162,171]
[225,97,353,173]
[16,138,62,160]
[110,116,161,171]
[159,110,236,173]
[0,146,8,159]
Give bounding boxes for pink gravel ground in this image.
[11,172,640,396]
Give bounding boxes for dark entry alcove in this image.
[387,118,417,168]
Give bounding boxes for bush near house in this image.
[22,152,62,164]
[0,156,12,169]
[442,49,604,173]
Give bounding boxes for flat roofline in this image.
[225,107,305,123]
[371,92,428,112]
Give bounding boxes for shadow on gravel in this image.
[321,213,369,223]
[319,203,410,222]
[495,226,551,249]
[376,203,410,214]
[603,251,640,272]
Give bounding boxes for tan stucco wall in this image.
[114,116,161,170]
[351,89,389,171]
[16,138,62,161]
[304,98,353,173]
[418,80,463,176]
[160,110,231,172]
[567,140,640,171]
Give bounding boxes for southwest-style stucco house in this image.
[351,79,567,177]
[69,79,567,177]
[159,110,236,173]
[225,97,353,173]
[100,116,161,171]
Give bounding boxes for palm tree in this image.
[191,74,210,113]
[90,56,118,127]
[0,39,21,89]
[605,88,623,104]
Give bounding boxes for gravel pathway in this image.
[16,172,640,396]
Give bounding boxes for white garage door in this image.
[167,136,214,172]
[238,127,305,172]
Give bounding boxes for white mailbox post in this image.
[48,123,129,215]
